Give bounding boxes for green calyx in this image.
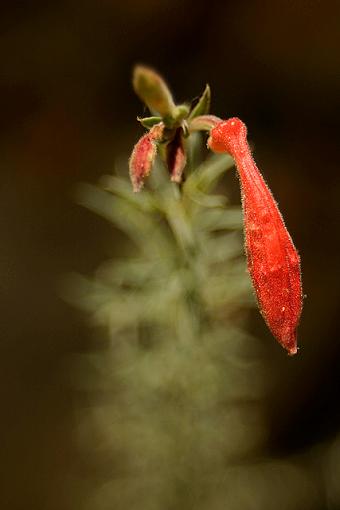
[133,66,213,134]
[132,68,219,188]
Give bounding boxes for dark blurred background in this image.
[1,1,340,508]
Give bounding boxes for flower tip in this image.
[281,330,298,356]
[170,174,182,184]
[287,345,298,356]
[131,180,143,193]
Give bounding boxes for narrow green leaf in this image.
[189,84,211,119]
[100,175,156,212]
[188,189,227,209]
[95,258,170,287]
[184,153,234,194]
[200,232,243,264]
[137,116,162,128]
[75,183,173,257]
[195,207,243,232]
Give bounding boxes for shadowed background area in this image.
[1,1,340,509]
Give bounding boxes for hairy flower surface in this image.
[208,118,302,354]
[129,123,164,192]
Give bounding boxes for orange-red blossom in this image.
[208,118,302,355]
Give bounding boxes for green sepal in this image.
[189,84,211,119]
[137,116,162,129]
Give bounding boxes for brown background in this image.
[1,1,339,508]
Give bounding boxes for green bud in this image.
[133,65,176,118]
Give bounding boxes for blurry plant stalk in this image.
[130,65,221,192]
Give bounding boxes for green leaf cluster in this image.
[68,145,271,510]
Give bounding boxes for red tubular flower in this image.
[208,118,302,355]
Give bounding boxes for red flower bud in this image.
[129,123,164,192]
[167,129,187,183]
[208,118,302,355]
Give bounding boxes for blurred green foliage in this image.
[68,143,268,508]
[66,139,322,509]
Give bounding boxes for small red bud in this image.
[208,118,303,355]
[167,130,187,183]
[129,123,164,192]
